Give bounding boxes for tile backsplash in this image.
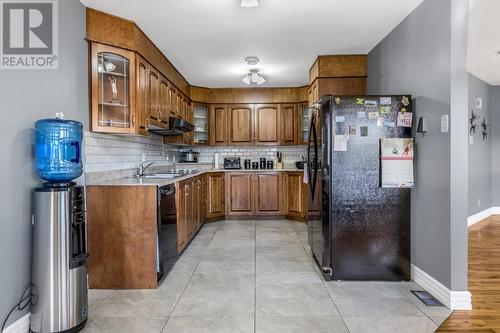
[84,131,307,173]
[84,131,179,173]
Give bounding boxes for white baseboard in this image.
[411,264,472,310]
[3,313,30,333]
[467,207,500,227]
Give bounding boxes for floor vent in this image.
[411,290,444,306]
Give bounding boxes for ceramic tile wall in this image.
[83,131,179,173]
[84,131,307,173]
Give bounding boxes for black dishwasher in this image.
[157,184,178,282]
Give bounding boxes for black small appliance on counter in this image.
[224,156,242,169]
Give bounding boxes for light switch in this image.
[469,135,474,145]
[441,114,449,133]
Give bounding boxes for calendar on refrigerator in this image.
[380,138,414,188]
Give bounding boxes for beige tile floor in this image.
[84,220,450,333]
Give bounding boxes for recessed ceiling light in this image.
[241,0,259,8]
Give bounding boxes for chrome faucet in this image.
[137,161,155,177]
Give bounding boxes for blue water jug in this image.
[35,116,83,182]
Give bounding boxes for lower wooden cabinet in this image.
[283,172,307,220]
[86,185,159,289]
[177,176,204,252]
[225,173,254,216]
[225,172,282,217]
[254,173,282,215]
[206,173,225,219]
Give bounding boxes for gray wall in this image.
[468,74,492,216]
[367,0,469,290]
[491,86,500,206]
[0,0,88,326]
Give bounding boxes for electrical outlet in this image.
[477,199,481,208]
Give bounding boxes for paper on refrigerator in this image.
[380,138,414,188]
[334,135,349,152]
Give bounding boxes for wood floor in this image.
[437,215,500,332]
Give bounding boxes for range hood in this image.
[148,117,194,135]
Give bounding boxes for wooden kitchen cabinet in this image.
[254,173,282,215]
[147,66,162,128]
[177,176,204,252]
[299,103,309,145]
[228,104,254,145]
[135,54,149,135]
[281,104,298,145]
[86,185,158,289]
[284,172,307,220]
[206,173,225,219]
[90,43,137,134]
[225,173,254,216]
[159,77,170,125]
[210,105,229,146]
[176,178,191,252]
[255,104,280,145]
[225,172,282,218]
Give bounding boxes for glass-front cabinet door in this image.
[91,43,136,134]
[193,104,209,145]
[300,103,310,144]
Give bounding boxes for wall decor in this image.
[481,118,490,140]
[469,110,478,134]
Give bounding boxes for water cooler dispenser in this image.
[31,116,89,333]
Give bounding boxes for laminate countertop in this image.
[87,168,304,187]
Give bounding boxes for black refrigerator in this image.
[307,95,413,281]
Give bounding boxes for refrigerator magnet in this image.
[384,121,396,128]
[364,100,377,107]
[349,125,357,135]
[368,111,379,119]
[360,126,368,137]
[397,112,413,127]
[356,98,365,105]
[357,111,367,118]
[380,106,391,114]
[335,97,341,104]
[400,107,407,113]
[380,97,392,105]
[402,96,410,106]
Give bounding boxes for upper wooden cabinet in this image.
[90,43,137,134]
[228,104,254,145]
[193,104,209,145]
[281,104,298,145]
[135,54,149,136]
[255,104,280,145]
[159,78,170,125]
[147,67,161,128]
[209,103,302,146]
[210,105,228,146]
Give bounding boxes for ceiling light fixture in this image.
[242,69,265,85]
[241,0,259,7]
